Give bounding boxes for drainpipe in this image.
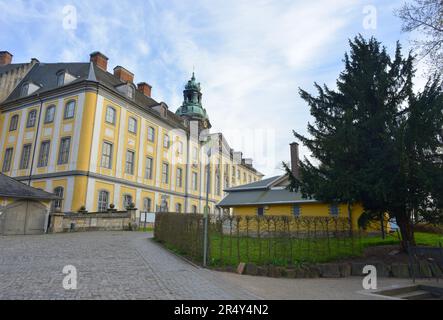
[28,94,44,186]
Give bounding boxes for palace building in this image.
[0,51,263,215]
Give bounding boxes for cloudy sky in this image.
[0,0,418,177]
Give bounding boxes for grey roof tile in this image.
[0,173,59,200]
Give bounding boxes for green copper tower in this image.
[176,72,211,129]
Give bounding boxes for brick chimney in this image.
[90,51,108,71]
[114,66,134,83]
[0,51,13,66]
[137,82,152,97]
[290,142,300,179]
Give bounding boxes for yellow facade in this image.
[0,61,262,215]
[232,202,388,232]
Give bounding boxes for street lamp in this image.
[203,146,211,267]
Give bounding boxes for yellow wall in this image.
[232,202,369,231]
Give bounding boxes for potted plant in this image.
[78,205,88,214]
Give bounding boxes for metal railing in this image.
[154,213,362,267]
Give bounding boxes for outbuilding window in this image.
[257,207,265,216]
[329,204,339,217]
[292,204,301,217]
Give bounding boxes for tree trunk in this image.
[380,212,385,240]
[396,212,415,251]
[347,202,354,237]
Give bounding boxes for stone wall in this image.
[49,209,137,233]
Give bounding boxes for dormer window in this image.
[128,86,135,99]
[20,82,40,97]
[56,70,77,87]
[56,72,65,86]
[116,83,136,99]
[21,83,29,97]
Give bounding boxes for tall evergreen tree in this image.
[287,35,443,249]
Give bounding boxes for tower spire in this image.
[175,72,211,129]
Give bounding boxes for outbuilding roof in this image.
[218,174,318,207]
[0,173,59,200]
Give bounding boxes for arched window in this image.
[143,198,152,212]
[64,100,76,119]
[9,115,19,131]
[105,106,116,124]
[26,109,37,128]
[53,187,64,211]
[192,205,198,214]
[98,190,109,212]
[44,105,56,123]
[123,194,133,209]
[175,203,182,213]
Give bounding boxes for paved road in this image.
[0,231,418,300]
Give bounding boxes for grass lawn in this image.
[207,232,443,267]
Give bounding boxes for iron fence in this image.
[154,213,363,267]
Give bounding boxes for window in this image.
[237,170,240,179]
[21,83,29,96]
[177,141,183,154]
[38,141,50,167]
[128,86,135,99]
[2,148,13,172]
[215,171,221,196]
[128,117,137,134]
[147,126,155,142]
[26,110,37,128]
[9,115,19,131]
[243,172,246,182]
[101,142,113,169]
[44,105,56,123]
[56,73,64,86]
[64,100,76,119]
[176,168,183,188]
[163,134,170,148]
[175,203,182,213]
[144,157,153,179]
[192,172,198,191]
[53,187,64,210]
[105,106,116,124]
[330,205,339,217]
[205,165,211,194]
[162,162,169,184]
[125,150,135,175]
[57,137,71,165]
[20,144,32,170]
[98,190,109,212]
[292,204,301,217]
[192,205,198,214]
[123,194,133,209]
[143,198,152,212]
[257,207,265,216]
